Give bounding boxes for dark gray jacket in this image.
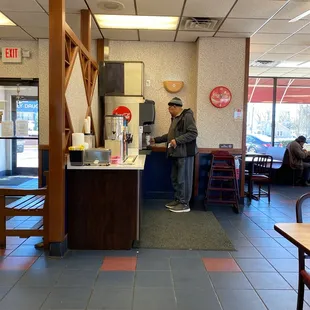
[154,109,198,158]
[286,140,308,169]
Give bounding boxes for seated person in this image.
[286,135,310,186]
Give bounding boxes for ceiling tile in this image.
[101,29,138,41]
[259,71,291,77]
[265,68,295,73]
[0,26,34,39]
[290,68,310,74]
[139,30,175,42]
[259,19,309,34]
[298,23,310,34]
[249,67,270,75]
[184,0,236,18]
[91,28,102,40]
[275,1,310,20]
[37,0,87,13]
[250,44,275,53]
[23,27,48,38]
[230,0,285,19]
[250,53,264,60]
[288,54,310,62]
[136,0,183,16]
[0,0,44,12]
[219,18,266,33]
[3,12,48,28]
[175,31,214,42]
[86,0,136,15]
[258,53,292,61]
[269,44,309,54]
[282,34,310,45]
[281,72,306,77]
[251,33,289,45]
[298,48,310,55]
[215,32,251,38]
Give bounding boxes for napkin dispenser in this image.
[84,148,111,166]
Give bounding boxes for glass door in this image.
[11,94,38,175]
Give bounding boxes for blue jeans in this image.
[170,157,194,205]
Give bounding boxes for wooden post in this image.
[81,9,91,52]
[97,39,104,63]
[49,0,66,245]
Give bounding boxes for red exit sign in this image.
[2,47,22,63]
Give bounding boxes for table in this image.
[274,223,310,310]
[274,223,310,255]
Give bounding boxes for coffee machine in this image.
[105,115,132,161]
[139,100,155,150]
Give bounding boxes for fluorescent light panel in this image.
[95,14,179,30]
[299,61,310,68]
[289,9,310,23]
[0,12,15,26]
[276,61,302,68]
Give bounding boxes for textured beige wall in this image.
[38,39,49,145]
[0,40,38,78]
[196,38,246,148]
[66,53,88,133]
[108,41,197,138]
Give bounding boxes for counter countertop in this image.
[67,154,146,171]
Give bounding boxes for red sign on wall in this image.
[2,47,22,63]
[112,106,132,123]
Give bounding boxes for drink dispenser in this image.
[104,115,125,161]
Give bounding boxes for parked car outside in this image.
[17,140,25,153]
[246,134,283,154]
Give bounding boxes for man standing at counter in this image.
[151,97,198,213]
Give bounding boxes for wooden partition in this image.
[48,0,99,255]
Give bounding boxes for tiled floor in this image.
[1,185,310,309]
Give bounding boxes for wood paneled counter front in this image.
[66,155,146,250]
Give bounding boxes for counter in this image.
[66,155,146,250]
[67,154,146,170]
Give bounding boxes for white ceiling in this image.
[2,0,310,77]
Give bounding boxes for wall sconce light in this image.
[163,81,184,93]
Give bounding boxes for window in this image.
[247,77,310,152]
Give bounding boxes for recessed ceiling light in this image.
[0,12,15,26]
[95,14,179,30]
[97,1,125,11]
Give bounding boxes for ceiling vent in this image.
[251,60,280,67]
[179,17,222,31]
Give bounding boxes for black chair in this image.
[245,155,273,203]
[295,192,310,310]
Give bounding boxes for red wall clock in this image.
[210,86,232,108]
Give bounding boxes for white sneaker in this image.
[169,203,190,213]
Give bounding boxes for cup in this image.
[146,135,151,146]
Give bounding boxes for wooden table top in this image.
[274,223,310,255]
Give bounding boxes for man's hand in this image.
[150,137,155,145]
[170,139,177,148]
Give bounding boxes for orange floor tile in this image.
[100,256,137,271]
[202,258,241,272]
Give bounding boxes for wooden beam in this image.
[65,23,98,68]
[81,9,91,52]
[97,39,104,63]
[49,0,66,242]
